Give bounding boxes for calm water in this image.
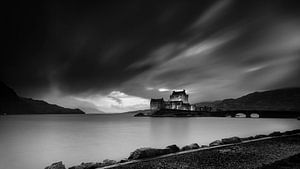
[0,114,299,169]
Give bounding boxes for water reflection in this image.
[149,118,191,147]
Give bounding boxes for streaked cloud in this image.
[245,66,265,73]
[189,0,233,30]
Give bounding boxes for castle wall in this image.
[150,90,212,111]
[150,99,165,110]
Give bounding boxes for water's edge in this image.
[45,129,300,169]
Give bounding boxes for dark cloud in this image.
[3,0,216,96]
[3,0,300,112]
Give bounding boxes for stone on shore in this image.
[181,143,200,151]
[68,162,103,169]
[254,134,267,139]
[68,165,84,169]
[102,159,117,166]
[241,136,254,141]
[134,113,145,117]
[45,161,66,169]
[165,144,180,153]
[119,158,129,163]
[282,129,300,135]
[221,137,242,144]
[209,140,222,146]
[269,131,282,137]
[128,147,174,160]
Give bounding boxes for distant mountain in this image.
[196,88,300,111]
[0,81,85,115]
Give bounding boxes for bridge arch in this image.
[235,113,246,118]
[250,113,260,118]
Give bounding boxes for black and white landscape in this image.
[2,1,300,169]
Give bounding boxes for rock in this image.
[68,165,84,169]
[68,162,102,169]
[292,129,300,134]
[102,159,117,166]
[209,140,222,147]
[254,134,267,139]
[240,136,254,141]
[119,158,129,163]
[221,137,241,144]
[80,162,94,169]
[269,131,282,137]
[283,129,300,135]
[91,163,103,169]
[128,147,168,160]
[84,162,103,169]
[68,166,82,169]
[134,113,145,117]
[45,161,66,169]
[127,145,179,160]
[165,144,180,153]
[181,143,200,151]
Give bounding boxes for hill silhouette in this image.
[196,88,300,111]
[0,81,84,115]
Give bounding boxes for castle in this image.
[150,90,197,111]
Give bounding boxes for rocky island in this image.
[135,88,300,118]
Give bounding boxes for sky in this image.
[3,0,300,113]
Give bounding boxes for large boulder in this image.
[134,113,145,117]
[221,137,241,144]
[102,159,117,166]
[181,143,200,151]
[119,158,129,163]
[45,161,66,169]
[69,162,102,169]
[269,131,282,137]
[283,129,300,135]
[254,134,267,139]
[128,147,168,160]
[209,140,222,147]
[240,136,254,141]
[68,165,84,169]
[165,144,180,153]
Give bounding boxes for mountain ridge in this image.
[196,87,300,111]
[0,81,85,115]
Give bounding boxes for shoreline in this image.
[102,134,300,169]
[45,129,300,169]
[135,109,300,118]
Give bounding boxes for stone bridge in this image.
[213,110,300,118]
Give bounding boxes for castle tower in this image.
[150,98,164,110]
[169,90,189,103]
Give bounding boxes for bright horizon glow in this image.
[41,88,150,114]
[74,91,149,113]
